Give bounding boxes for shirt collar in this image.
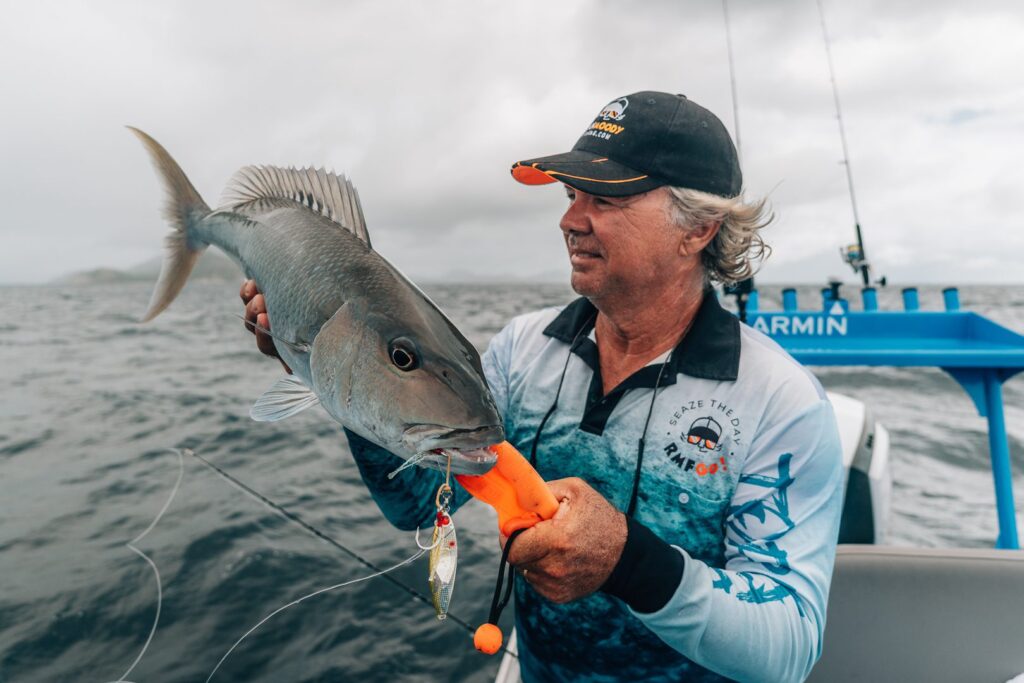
[542,289,740,382]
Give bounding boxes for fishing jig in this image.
[416,454,458,620]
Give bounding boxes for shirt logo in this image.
[686,416,722,453]
[663,416,728,477]
[662,400,744,479]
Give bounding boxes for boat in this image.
[494,282,1024,682]
[750,5,1024,676]
[748,283,1024,682]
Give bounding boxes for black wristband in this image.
[601,515,685,613]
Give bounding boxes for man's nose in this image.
[560,192,593,234]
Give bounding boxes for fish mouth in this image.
[402,424,504,475]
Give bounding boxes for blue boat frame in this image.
[743,286,1023,549]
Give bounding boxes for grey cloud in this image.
[1,0,1022,286]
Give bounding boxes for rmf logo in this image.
[685,416,723,453]
[598,97,629,121]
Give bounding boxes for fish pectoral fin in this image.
[251,375,320,422]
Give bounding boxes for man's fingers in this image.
[544,478,587,521]
[544,477,585,501]
[239,279,289,372]
[506,522,558,568]
[244,294,267,332]
[255,313,277,355]
[249,293,267,319]
[240,279,257,303]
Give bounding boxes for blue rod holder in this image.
[902,287,920,311]
[746,287,1024,550]
[984,372,1019,549]
[862,287,878,311]
[748,289,759,312]
[782,288,797,311]
[943,287,960,311]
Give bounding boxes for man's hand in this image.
[503,477,627,604]
[240,279,292,374]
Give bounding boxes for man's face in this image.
[559,185,683,300]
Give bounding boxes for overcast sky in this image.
[1,0,1022,285]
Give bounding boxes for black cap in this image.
[511,91,741,198]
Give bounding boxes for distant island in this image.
[53,250,244,286]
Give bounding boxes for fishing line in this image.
[231,312,310,353]
[187,451,516,657]
[386,449,431,479]
[206,548,426,682]
[107,448,185,683]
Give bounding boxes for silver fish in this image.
[129,128,502,475]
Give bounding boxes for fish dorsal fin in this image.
[221,165,371,247]
[251,374,320,422]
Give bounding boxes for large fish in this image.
[130,128,502,475]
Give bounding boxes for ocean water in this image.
[1,281,1022,682]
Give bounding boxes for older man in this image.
[242,92,843,682]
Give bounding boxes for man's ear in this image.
[679,221,721,257]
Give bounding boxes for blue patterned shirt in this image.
[347,292,843,683]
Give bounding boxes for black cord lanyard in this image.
[528,313,595,467]
[485,322,674,636]
[528,319,673,518]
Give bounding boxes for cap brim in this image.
[511,150,665,197]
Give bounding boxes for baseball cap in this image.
[511,91,741,198]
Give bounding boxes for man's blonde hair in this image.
[666,186,773,285]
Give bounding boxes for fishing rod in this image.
[720,0,754,320]
[722,0,742,159]
[186,450,498,650]
[816,0,883,287]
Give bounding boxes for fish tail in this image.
[128,127,212,322]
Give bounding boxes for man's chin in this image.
[569,272,597,297]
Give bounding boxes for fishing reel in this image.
[723,277,754,323]
[840,244,887,287]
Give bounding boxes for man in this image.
[242,92,843,682]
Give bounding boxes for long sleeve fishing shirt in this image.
[346,291,844,683]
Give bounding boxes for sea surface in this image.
[1,281,1023,682]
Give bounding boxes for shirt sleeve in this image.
[612,398,845,683]
[343,319,518,531]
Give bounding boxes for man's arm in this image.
[608,398,844,683]
[508,396,843,683]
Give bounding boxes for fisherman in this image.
[242,91,843,683]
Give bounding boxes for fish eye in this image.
[388,337,420,371]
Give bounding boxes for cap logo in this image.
[598,97,628,121]
[584,97,629,141]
